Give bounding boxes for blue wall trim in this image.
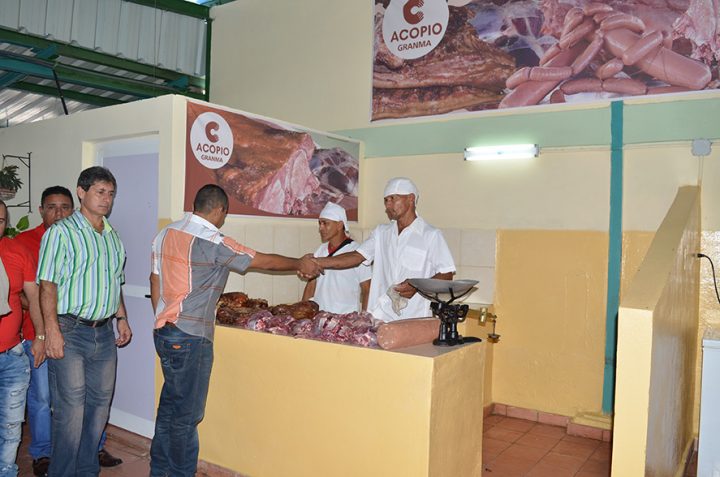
[602,100,624,414]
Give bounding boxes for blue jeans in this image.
[48,316,117,477]
[23,340,108,460]
[0,342,30,477]
[150,325,213,477]
[22,340,51,460]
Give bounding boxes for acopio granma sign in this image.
[190,111,234,169]
[382,0,449,60]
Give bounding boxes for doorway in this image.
[99,135,159,438]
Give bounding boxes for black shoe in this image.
[32,456,50,477]
[98,448,123,467]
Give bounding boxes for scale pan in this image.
[408,278,478,298]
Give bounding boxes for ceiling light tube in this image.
[464,144,539,161]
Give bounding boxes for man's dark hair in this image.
[193,184,229,214]
[41,186,74,208]
[77,166,117,192]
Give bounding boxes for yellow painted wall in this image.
[201,326,485,476]
[492,230,608,416]
[211,0,371,131]
[613,187,700,476]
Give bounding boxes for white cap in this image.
[319,202,348,231]
[384,177,419,203]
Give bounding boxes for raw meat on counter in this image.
[216,292,269,326]
[216,293,378,347]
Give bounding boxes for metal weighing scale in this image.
[408,278,483,347]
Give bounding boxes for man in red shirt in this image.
[0,199,44,477]
[15,186,122,476]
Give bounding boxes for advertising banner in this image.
[372,0,719,121]
[185,101,360,220]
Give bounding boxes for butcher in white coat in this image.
[302,202,371,313]
[314,178,455,322]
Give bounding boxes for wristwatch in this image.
[36,334,46,341]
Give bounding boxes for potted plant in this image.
[0,164,22,200]
[4,215,29,238]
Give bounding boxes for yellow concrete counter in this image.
[197,325,486,477]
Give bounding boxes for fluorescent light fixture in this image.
[464,144,539,161]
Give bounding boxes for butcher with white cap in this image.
[314,177,455,322]
[302,202,371,313]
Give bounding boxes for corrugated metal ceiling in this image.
[0,0,212,128]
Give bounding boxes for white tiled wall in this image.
[224,222,496,307]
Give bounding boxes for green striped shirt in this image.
[37,210,125,320]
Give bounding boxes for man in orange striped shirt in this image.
[148,184,321,477]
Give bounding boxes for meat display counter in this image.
[194,324,486,477]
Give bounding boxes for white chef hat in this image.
[319,202,348,232]
[384,177,419,203]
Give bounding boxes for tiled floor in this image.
[482,415,611,477]
[15,424,224,477]
[15,416,699,476]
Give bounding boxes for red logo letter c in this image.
[205,121,220,143]
[403,0,424,25]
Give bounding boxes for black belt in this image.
[62,313,114,328]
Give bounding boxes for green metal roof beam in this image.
[124,0,210,19]
[199,0,239,6]
[0,27,206,90]
[10,82,124,107]
[0,45,57,88]
[0,57,204,99]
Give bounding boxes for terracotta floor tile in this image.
[527,461,578,477]
[496,417,537,433]
[483,437,512,461]
[589,442,611,462]
[561,434,602,447]
[484,454,537,477]
[515,433,563,452]
[536,451,586,473]
[528,423,567,439]
[485,426,525,443]
[552,440,598,460]
[575,470,610,477]
[484,415,506,427]
[580,457,611,474]
[496,443,548,464]
[100,458,150,476]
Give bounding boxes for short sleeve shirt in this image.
[151,213,255,341]
[15,224,45,340]
[0,237,38,351]
[356,216,455,322]
[311,240,371,314]
[37,211,125,321]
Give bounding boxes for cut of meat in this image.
[371,5,515,119]
[373,6,515,91]
[373,86,503,120]
[673,0,720,64]
[374,53,515,89]
[214,114,320,215]
[301,148,360,215]
[269,301,319,320]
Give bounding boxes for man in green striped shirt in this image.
[37,166,131,477]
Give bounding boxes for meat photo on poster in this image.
[371,0,719,120]
[185,102,359,220]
